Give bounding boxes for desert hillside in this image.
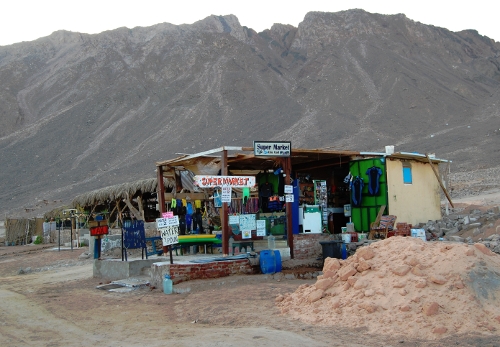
[0,9,499,216]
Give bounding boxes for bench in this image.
[145,236,163,257]
[230,241,254,255]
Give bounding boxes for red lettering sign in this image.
[90,225,109,236]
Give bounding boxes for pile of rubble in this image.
[276,236,500,339]
[420,205,500,251]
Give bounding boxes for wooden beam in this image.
[426,154,454,208]
[222,149,229,256]
[283,156,294,259]
[123,193,144,221]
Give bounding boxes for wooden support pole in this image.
[221,149,229,256]
[426,154,454,208]
[157,165,173,264]
[283,156,294,259]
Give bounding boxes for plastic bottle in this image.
[268,235,275,249]
[341,243,347,260]
[163,274,173,294]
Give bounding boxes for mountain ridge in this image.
[0,9,499,217]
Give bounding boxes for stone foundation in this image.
[150,258,258,287]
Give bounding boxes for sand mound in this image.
[276,237,500,339]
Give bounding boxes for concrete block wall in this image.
[151,259,256,287]
[293,234,336,259]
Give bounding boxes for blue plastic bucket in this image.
[259,250,276,274]
[274,250,282,273]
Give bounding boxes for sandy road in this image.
[2,189,500,347]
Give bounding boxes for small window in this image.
[402,162,412,184]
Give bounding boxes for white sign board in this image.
[193,175,256,188]
[239,214,256,231]
[156,216,180,228]
[221,186,232,203]
[229,215,240,224]
[284,185,293,194]
[253,141,291,157]
[160,226,179,246]
[285,194,294,203]
[256,220,266,236]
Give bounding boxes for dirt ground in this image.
[2,192,500,346]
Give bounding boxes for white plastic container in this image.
[385,145,395,155]
[341,233,351,244]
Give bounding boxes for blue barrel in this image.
[259,250,276,274]
[274,250,282,273]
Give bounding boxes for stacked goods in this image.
[395,222,412,237]
[276,236,500,340]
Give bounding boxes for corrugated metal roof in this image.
[157,146,449,175]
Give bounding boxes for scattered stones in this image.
[392,265,411,276]
[474,243,495,256]
[423,302,440,316]
[429,274,447,285]
[308,289,324,303]
[432,327,448,334]
[356,247,375,260]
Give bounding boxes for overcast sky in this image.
[1,1,498,46]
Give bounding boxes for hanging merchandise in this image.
[242,187,250,205]
[185,213,193,233]
[267,195,283,212]
[186,201,193,215]
[259,181,274,197]
[171,198,176,208]
[366,166,383,195]
[213,189,222,208]
[274,167,285,196]
[176,199,185,216]
[259,180,274,212]
[195,200,202,209]
[350,176,364,207]
[343,172,352,184]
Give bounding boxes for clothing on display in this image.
[242,187,250,205]
[366,166,383,195]
[350,176,364,207]
[178,215,186,235]
[267,195,284,212]
[259,182,274,197]
[185,214,192,231]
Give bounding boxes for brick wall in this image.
[151,259,257,287]
[293,234,336,259]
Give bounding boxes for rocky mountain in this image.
[0,9,499,217]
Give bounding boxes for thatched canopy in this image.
[71,178,174,208]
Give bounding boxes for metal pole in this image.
[70,215,73,251]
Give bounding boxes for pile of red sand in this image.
[276,236,500,339]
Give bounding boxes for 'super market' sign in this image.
[253,141,291,157]
[193,175,255,188]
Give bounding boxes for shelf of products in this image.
[299,183,315,205]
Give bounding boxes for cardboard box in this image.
[411,229,426,241]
